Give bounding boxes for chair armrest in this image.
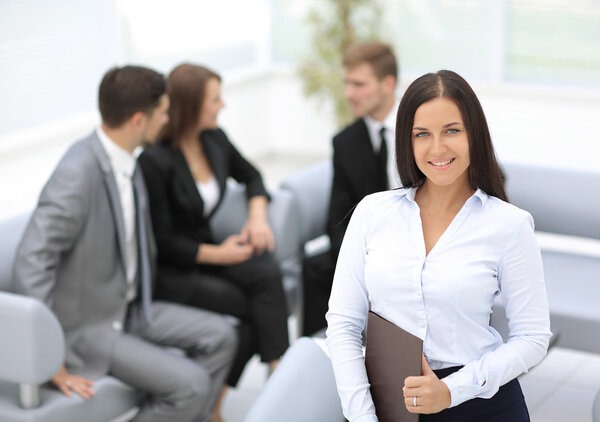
[279,161,332,244]
[0,291,64,384]
[265,188,301,262]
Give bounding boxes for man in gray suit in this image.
[13,66,237,422]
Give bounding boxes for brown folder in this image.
[365,310,423,422]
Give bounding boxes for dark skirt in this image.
[419,366,530,422]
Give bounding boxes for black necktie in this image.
[378,127,389,190]
[132,166,153,325]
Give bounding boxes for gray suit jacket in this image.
[13,131,156,378]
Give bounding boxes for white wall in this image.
[476,85,600,171]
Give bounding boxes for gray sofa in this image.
[0,183,301,422]
[491,163,600,353]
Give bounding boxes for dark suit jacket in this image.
[327,118,388,260]
[138,128,268,271]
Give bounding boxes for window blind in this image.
[0,0,121,137]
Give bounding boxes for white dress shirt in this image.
[196,176,220,217]
[364,99,401,189]
[97,127,138,302]
[326,188,551,422]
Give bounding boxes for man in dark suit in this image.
[303,42,400,336]
[13,66,236,422]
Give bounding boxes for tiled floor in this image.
[216,152,600,422]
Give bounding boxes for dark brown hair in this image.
[343,41,398,81]
[158,63,221,148]
[395,70,507,201]
[98,66,166,128]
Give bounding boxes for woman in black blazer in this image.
[138,63,289,421]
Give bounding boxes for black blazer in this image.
[327,118,388,260]
[138,128,268,269]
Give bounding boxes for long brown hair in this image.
[395,70,507,201]
[159,63,221,148]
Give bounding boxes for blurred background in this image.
[1,0,600,220]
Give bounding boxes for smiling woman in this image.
[326,70,551,422]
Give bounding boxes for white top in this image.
[96,127,138,302]
[196,176,220,217]
[326,188,551,422]
[364,99,401,189]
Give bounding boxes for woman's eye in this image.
[414,132,428,138]
[447,128,460,134]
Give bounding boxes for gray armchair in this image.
[209,181,302,318]
[0,212,144,422]
[243,337,344,422]
[278,161,333,334]
[279,161,333,247]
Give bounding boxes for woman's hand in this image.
[242,195,275,255]
[218,234,254,264]
[51,365,95,399]
[241,217,275,255]
[195,235,253,265]
[403,354,451,414]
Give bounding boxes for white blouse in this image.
[196,176,220,217]
[326,188,551,422]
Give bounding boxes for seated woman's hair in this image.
[159,63,221,147]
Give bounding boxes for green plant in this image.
[298,0,383,128]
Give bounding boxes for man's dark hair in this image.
[98,65,167,128]
[395,70,507,201]
[343,41,398,81]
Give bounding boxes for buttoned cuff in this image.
[441,373,485,407]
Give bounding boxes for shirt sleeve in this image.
[441,212,551,406]
[215,129,269,200]
[326,198,378,422]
